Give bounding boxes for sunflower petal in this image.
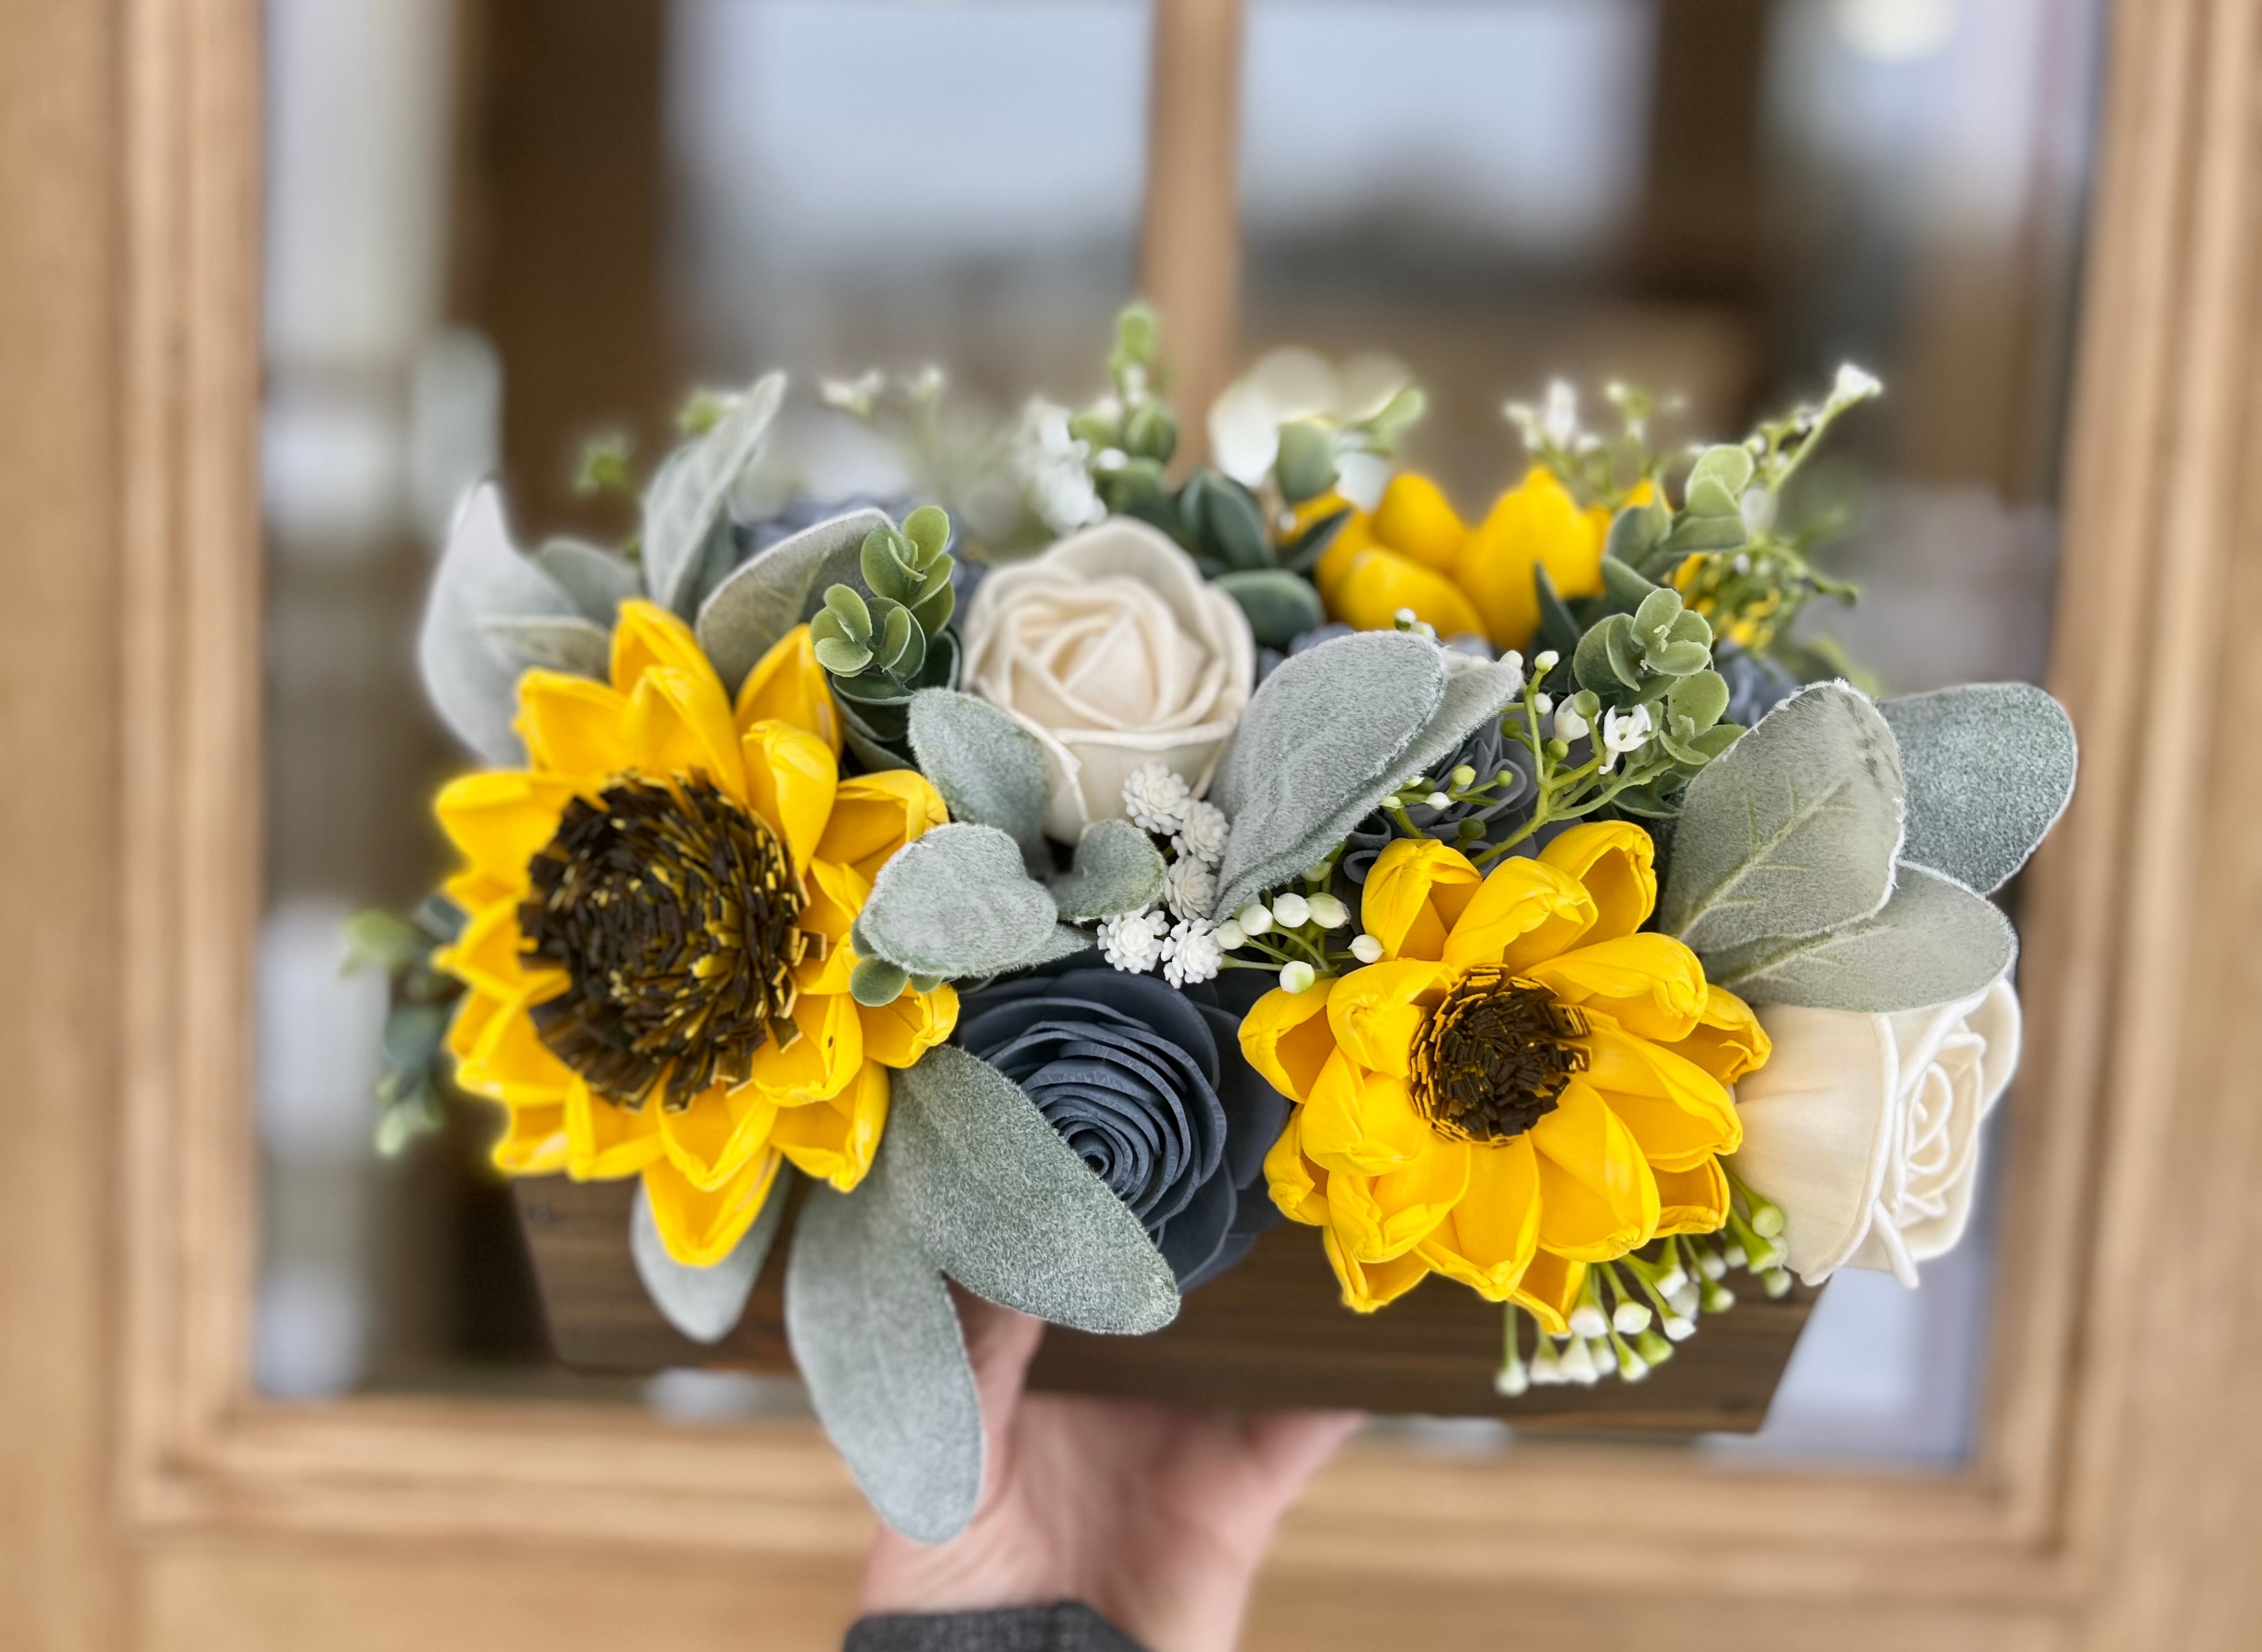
[771,1061,889,1190]
[454,985,575,1104]
[1510,1250,1585,1336]
[858,982,959,1068]
[1538,820,1656,943]
[734,623,842,754]
[1579,1023,1742,1169]
[1325,1137,1469,1262]
[643,1148,784,1268]
[1526,932,1707,1043]
[1362,838,1483,961]
[745,989,864,1102]
[516,671,631,778]
[740,718,837,874]
[1653,1157,1732,1236]
[565,1079,664,1179]
[1664,985,1772,1085]
[491,1102,571,1174]
[818,771,951,883]
[610,600,715,697]
[1300,1050,1435,1174]
[1416,1136,1541,1300]
[1371,473,1468,573]
[1330,546,1486,637]
[1527,1078,1658,1260]
[626,666,746,796]
[1240,977,1340,1104]
[1440,855,1593,973]
[433,771,579,888]
[1264,1111,1331,1225]
[657,1084,781,1192]
[1321,1226,1432,1312]
[1324,958,1444,1077]
[1453,469,1602,650]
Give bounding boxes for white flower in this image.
[1831,362,1884,406]
[1097,907,1168,975]
[1600,704,1653,771]
[1171,798,1229,866]
[1278,960,1317,994]
[1270,892,1311,929]
[1553,700,1590,742]
[1206,346,1412,489]
[1163,855,1217,922]
[1213,919,1248,951]
[1541,378,1579,448]
[1350,933,1384,964]
[962,521,1255,842]
[1013,398,1107,536]
[819,369,884,417]
[1122,762,1193,835]
[1732,975,2021,1287]
[1161,919,1223,987]
[1236,902,1273,937]
[1496,650,1525,696]
[1305,892,1349,929]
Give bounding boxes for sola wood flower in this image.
[432,601,958,1267]
[1239,822,1769,1324]
[1311,469,1626,650]
[960,520,1254,842]
[1729,978,2021,1286]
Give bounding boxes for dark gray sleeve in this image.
[844,1602,1146,1652]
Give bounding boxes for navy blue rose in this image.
[957,966,1287,1290]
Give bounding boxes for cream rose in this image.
[961,520,1255,841]
[1730,975,2021,1287]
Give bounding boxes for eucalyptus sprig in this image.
[812,506,956,693]
[342,895,468,1157]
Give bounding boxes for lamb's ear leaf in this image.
[851,823,1060,978]
[536,537,643,621]
[1209,631,1447,918]
[1049,820,1167,923]
[641,372,786,616]
[1659,681,1905,953]
[476,616,611,679]
[629,1168,792,1345]
[906,689,1050,864]
[784,1176,983,1544]
[879,1046,1179,1335]
[418,481,583,764]
[1880,683,2076,895]
[1705,863,2016,1012]
[696,508,891,694]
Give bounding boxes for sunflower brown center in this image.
[1409,967,1590,1142]
[520,776,808,1111]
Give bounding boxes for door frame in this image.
[65,0,2262,1636]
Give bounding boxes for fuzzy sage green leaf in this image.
[878,1046,1180,1334]
[695,507,888,694]
[630,1169,792,1345]
[1879,683,2075,896]
[1703,863,2016,1012]
[1048,820,1168,923]
[906,689,1050,864]
[640,372,784,616]
[853,823,1061,978]
[785,1175,984,1543]
[1658,682,1904,953]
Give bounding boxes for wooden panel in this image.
[513,1176,1814,1431]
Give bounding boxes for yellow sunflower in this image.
[432,600,958,1266]
[1239,822,1767,1328]
[1310,468,1620,650]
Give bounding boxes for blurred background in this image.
[257,0,2103,1463]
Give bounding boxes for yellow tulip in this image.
[1312,468,1621,650]
[433,601,956,1267]
[1240,822,1767,1328]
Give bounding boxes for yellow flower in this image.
[432,600,958,1267]
[1311,468,1620,650]
[1239,822,1767,1329]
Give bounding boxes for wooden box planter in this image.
[514,1176,1817,1431]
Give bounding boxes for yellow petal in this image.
[1370,473,1467,573]
[1324,958,1445,1077]
[453,985,576,1104]
[610,599,716,697]
[818,770,950,883]
[445,987,505,1070]
[1329,546,1486,638]
[1264,1111,1331,1225]
[1322,1226,1432,1312]
[434,898,551,1002]
[1511,1251,1585,1336]
[1240,977,1341,1104]
[1326,1137,1469,1263]
[1579,1022,1742,1170]
[432,771,578,888]
[1454,469,1602,650]
[1526,932,1707,1044]
[1438,855,1593,973]
[771,1061,889,1191]
[1300,1050,1437,1174]
[1416,1135,1541,1300]
[565,1079,664,1179]
[643,1147,784,1268]
[626,666,746,796]
[1664,985,1772,1085]
[1361,837,1483,961]
[657,1083,780,1192]
[1311,509,1375,603]
[491,1101,571,1175]
[1653,1157,1731,1236]
[740,718,838,874]
[734,624,842,755]
[859,982,959,1068]
[1527,1077,1658,1260]
[1537,820,1656,943]
[745,989,864,1103]
[801,857,872,950]
[516,672,632,779]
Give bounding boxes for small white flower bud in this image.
[1425,791,1452,810]
[1302,861,1332,881]
[1535,693,1554,716]
[1533,650,1559,673]
[1393,607,1418,624]
[1270,892,1311,928]
[1493,1362,1529,1398]
[1350,933,1384,964]
[1213,919,1248,951]
[1305,892,1349,929]
[1558,1338,1598,1384]
[1569,1303,1609,1341]
[1615,1342,1651,1383]
[1612,1301,1653,1335]
[1236,902,1273,936]
[1278,961,1317,994]
[1449,765,1477,788]
[1662,1314,1696,1342]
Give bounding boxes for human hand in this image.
[859,1292,1363,1652]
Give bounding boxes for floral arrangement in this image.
[356,309,2075,1542]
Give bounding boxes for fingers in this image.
[1239,1408,1364,1515]
[953,1288,1045,1440]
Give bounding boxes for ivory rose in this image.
[1730,976,2021,1287]
[961,519,1255,840]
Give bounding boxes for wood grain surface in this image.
[513,1175,1815,1431]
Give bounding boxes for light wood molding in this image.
[1139,0,1242,458]
[70,0,2262,1644]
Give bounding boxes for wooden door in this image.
[7,1,2262,1648]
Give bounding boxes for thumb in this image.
[953,1288,1045,1450]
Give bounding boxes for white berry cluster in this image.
[1104,764,1237,987]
